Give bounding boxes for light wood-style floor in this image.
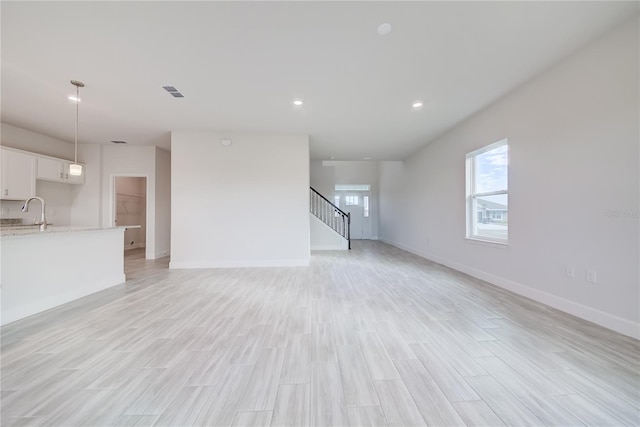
[1,241,639,426]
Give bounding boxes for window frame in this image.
[465,139,509,245]
[363,195,370,218]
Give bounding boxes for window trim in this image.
[363,195,369,218]
[466,139,509,244]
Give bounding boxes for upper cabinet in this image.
[37,156,65,181]
[36,156,85,184]
[0,147,36,200]
[0,147,84,200]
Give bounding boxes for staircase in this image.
[310,187,351,250]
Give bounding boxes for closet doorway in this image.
[114,176,147,254]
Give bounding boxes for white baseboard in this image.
[311,244,349,251]
[380,238,640,340]
[153,250,170,259]
[125,243,145,251]
[170,258,310,269]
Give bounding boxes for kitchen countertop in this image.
[1,225,140,238]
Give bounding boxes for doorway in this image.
[338,192,372,239]
[114,176,147,253]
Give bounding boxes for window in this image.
[363,195,369,217]
[345,195,359,206]
[335,184,370,191]
[466,140,508,243]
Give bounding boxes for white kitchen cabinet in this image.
[36,156,84,184]
[37,156,65,182]
[0,148,36,200]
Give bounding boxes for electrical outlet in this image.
[586,269,597,283]
[565,265,574,278]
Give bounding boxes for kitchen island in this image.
[1,226,132,325]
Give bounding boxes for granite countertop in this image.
[1,225,140,238]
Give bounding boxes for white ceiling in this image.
[2,1,637,160]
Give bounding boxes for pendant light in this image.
[69,80,85,176]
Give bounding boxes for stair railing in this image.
[310,187,351,250]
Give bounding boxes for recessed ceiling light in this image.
[377,23,391,36]
[363,156,373,160]
[221,139,232,146]
[412,101,424,109]
[330,156,335,160]
[68,96,81,102]
[293,99,303,106]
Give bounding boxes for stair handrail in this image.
[310,187,349,217]
[310,187,351,250]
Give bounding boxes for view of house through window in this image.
[466,140,508,242]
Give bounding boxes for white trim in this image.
[311,244,348,251]
[154,250,170,259]
[125,243,145,251]
[465,237,509,247]
[169,258,310,269]
[379,238,640,340]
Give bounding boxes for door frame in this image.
[110,174,150,259]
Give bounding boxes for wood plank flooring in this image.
[2,241,639,426]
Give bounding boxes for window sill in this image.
[465,237,509,247]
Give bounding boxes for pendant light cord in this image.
[74,84,79,164]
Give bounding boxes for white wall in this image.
[378,18,639,338]
[310,160,335,197]
[171,132,310,268]
[155,147,171,258]
[1,123,74,159]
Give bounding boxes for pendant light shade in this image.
[70,80,84,176]
[69,163,83,175]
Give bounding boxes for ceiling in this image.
[2,2,637,160]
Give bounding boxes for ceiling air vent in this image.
[162,85,185,98]
[111,140,127,144]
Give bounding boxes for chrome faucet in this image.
[22,197,47,231]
